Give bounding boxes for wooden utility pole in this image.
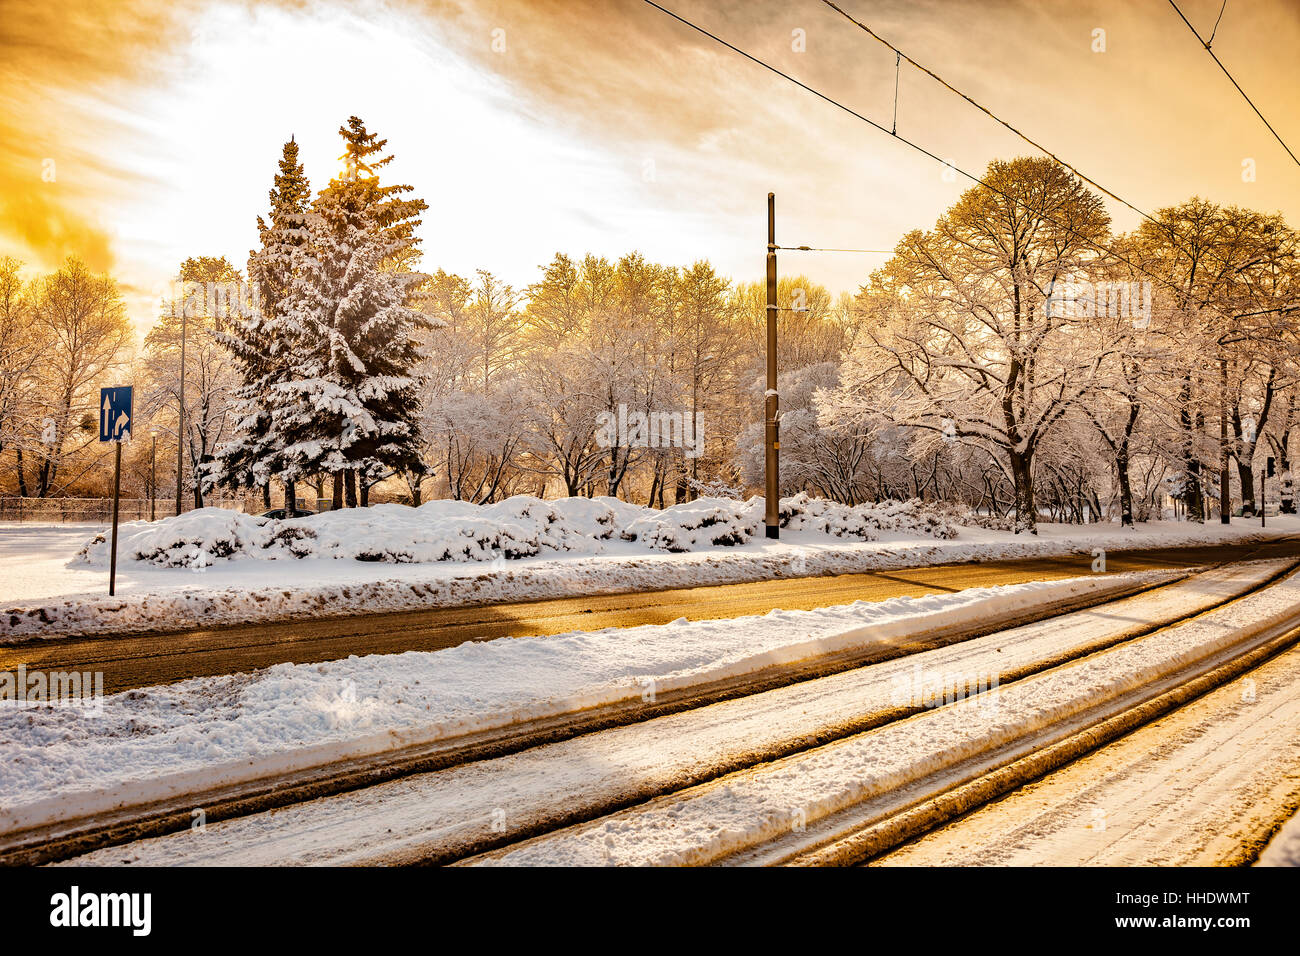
[765,192,780,539]
[1219,355,1230,524]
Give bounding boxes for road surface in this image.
[875,641,1300,866]
[5,536,1298,694]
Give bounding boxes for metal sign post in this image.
[100,385,133,595]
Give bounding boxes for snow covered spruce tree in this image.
[217,136,313,507]
[276,117,434,508]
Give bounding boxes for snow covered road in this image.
[876,642,1300,867]
[53,559,1297,866]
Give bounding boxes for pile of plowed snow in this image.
[74,494,962,568]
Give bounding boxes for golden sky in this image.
[2,0,1298,330]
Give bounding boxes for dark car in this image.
[259,508,315,520]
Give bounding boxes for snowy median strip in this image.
[3,505,1290,640]
[0,571,1172,840]
[467,565,1300,866]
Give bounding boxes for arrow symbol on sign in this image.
[102,395,111,437]
[114,410,130,438]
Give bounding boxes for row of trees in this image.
[822,158,1299,532]
[0,256,132,499]
[2,144,1295,534]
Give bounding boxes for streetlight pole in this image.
[765,192,780,539]
[175,291,187,517]
[150,430,157,522]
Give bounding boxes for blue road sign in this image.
[99,386,133,443]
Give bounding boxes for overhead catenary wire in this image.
[1167,0,1300,169]
[818,0,1194,253]
[891,50,900,135]
[813,0,1296,320]
[775,245,893,253]
[1207,0,1229,47]
[640,0,1273,320]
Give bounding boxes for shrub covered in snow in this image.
[779,493,960,540]
[960,510,1021,532]
[622,497,760,552]
[74,492,965,569]
[76,509,272,569]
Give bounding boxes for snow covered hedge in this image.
[74,493,963,568]
[779,493,961,541]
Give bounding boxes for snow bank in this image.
[72,494,962,569]
[3,514,1290,640]
[1258,814,1300,866]
[780,493,960,540]
[0,573,1159,836]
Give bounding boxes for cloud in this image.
[4,0,1296,309]
[0,0,197,270]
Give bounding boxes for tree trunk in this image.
[1236,460,1256,517]
[1279,405,1295,514]
[1179,376,1204,522]
[331,472,343,510]
[15,446,29,497]
[284,479,296,511]
[345,470,358,508]
[1009,449,1036,534]
[1280,429,1295,514]
[1116,446,1134,528]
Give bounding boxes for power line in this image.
[1167,0,1300,169]
[639,1,1217,310]
[643,0,1293,331]
[816,0,1295,316]
[775,245,892,253]
[1207,0,1229,47]
[819,0,1167,228]
[818,0,1231,266]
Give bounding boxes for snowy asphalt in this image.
[4,534,1299,694]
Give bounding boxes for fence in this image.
[0,497,255,524]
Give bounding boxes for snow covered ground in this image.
[54,560,1291,867]
[467,564,1300,866]
[881,642,1300,866]
[1258,811,1300,866]
[3,501,1295,639]
[0,571,1175,838]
